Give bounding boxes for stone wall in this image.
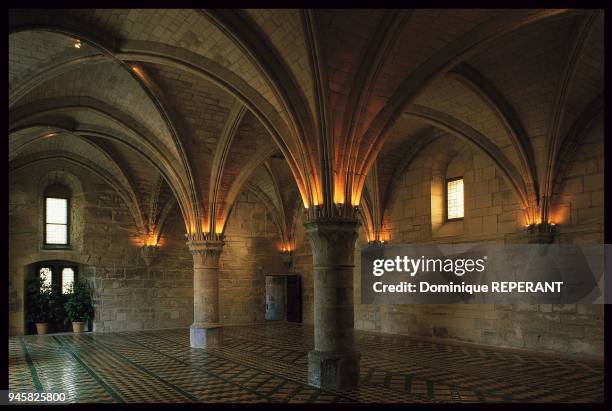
[290,211,314,325]
[9,162,286,335]
[292,127,604,358]
[8,160,194,335]
[219,190,287,325]
[371,130,604,357]
[551,119,605,244]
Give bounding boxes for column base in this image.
[308,350,360,390]
[190,323,223,348]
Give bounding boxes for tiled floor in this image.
[9,323,603,403]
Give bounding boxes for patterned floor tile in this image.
[7,323,603,403]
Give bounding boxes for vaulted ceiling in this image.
[9,9,603,244]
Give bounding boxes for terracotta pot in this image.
[35,323,49,335]
[72,322,85,333]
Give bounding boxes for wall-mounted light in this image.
[526,221,557,244]
[280,248,293,270]
[74,39,82,49]
[368,239,386,247]
[141,244,158,267]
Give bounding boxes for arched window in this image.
[43,183,71,247]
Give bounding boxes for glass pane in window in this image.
[46,224,68,244]
[46,198,68,224]
[39,267,52,289]
[62,268,74,294]
[447,179,464,220]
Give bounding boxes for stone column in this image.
[305,217,360,390]
[187,239,224,348]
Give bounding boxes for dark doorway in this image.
[265,275,286,321]
[25,260,79,334]
[286,275,301,323]
[264,275,301,323]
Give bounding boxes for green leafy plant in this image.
[25,276,59,324]
[63,279,94,323]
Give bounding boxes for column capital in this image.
[186,239,225,255]
[187,237,224,269]
[304,217,360,267]
[305,203,360,222]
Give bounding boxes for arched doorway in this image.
[24,260,83,334]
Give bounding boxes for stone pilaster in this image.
[140,245,158,267]
[305,216,360,390]
[280,250,292,271]
[187,238,224,348]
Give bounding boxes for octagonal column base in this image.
[308,350,360,390]
[190,323,223,348]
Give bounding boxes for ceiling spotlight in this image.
[74,39,82,49]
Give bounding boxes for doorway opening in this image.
[264,275,301,323]
[24,260,83,334]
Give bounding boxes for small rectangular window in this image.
[45,197,68,245]
[62,267,75,294]
[446,178,464,220]
[39,267,52,289]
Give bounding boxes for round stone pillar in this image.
[187,239,224,348]
[305,217,360,390]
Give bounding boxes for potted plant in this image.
[25,276,59,335]
[64,279,94,333]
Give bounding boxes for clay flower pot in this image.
[35,323,49,335]
[72,322,85,333]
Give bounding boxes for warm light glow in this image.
[277,242,294,253]
[200,218,211,236]
[214,220,224,235]
[296,181,310,210]
[74,39,82,49]
[351,186,360,207]
[549,205,569,226]
[131,65,145,79]
[333,180,345,205]
[312,183,322,208]
[144,233,158,247]
[379,230,390,243]
[446,178,464,220]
